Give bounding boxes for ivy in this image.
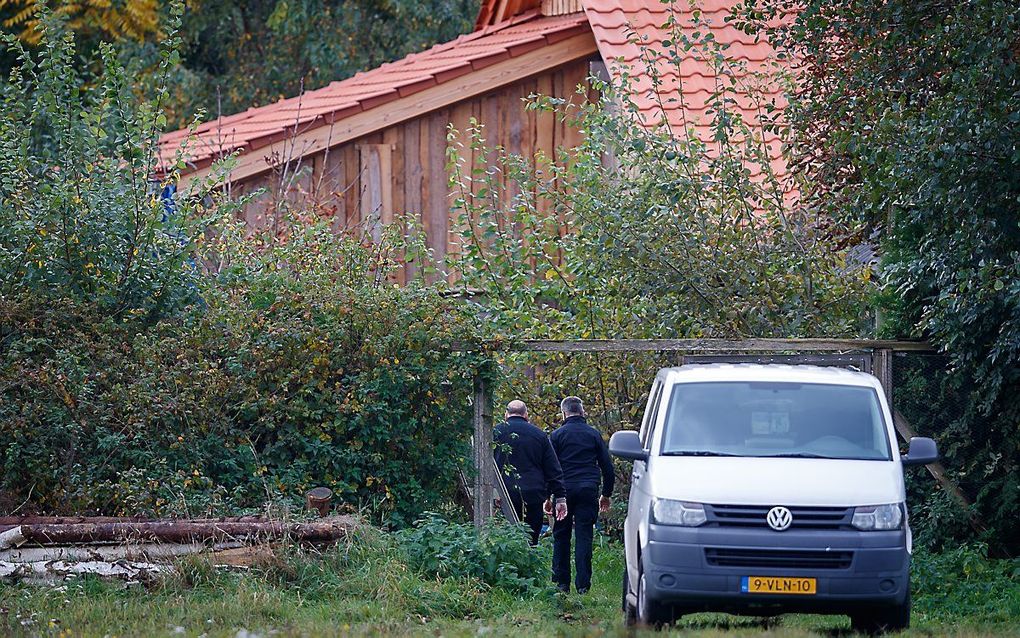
[739,0,1020,553]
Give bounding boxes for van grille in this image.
[706,504,851,530]
[705,547,854,570]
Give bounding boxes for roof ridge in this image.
[159,11,588,173]
[486,7,543,33]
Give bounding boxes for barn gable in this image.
[159,0,786,280]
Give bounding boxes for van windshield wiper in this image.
[755,452,829,459]
[660,450,740,457]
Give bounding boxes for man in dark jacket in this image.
[548,396,614,594]
[494,400,567,545]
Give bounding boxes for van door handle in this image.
[631,471,642,480]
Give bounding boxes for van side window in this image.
[640,382,664,448]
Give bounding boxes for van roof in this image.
[660,363,882,389]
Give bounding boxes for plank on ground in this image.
[4,517,357,546]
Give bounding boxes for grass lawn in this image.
[1,534,1018,637]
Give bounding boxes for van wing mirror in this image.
[610,430,648,461]
[902,436,939,466]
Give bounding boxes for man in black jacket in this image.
[548,396,614,594]
[494,400,567,545]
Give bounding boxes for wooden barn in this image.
[160,0,783,280]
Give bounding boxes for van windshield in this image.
[660,382,892,461]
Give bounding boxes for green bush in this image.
[0,223,489,525]
[0,2,234,321]
[0,13,492,526]
[912,545,1020,624]
[742,0,1020,555]
[397,513,550,593]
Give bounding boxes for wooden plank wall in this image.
[235,57,594,283]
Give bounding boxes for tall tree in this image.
[0,0,160,44]
[2,0,478,127]
[740,0,1020,552]
[150,0,478,126]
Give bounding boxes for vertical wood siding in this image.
[233,58,594,283]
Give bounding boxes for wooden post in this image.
[472,373,494,528]
[873,348,894,407]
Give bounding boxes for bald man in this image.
[494,400,567,545]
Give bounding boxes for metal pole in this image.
[472,373,494,528]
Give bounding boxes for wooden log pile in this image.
[0,516,357,584]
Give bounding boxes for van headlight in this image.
[652,499,707,527]
[851,503,903,531]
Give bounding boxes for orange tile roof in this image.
[159,11,590,173]
[163,1,787,184]
[581,0,788,180]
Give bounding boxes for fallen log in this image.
[0,541,247,564]
[6,516,356,546]
[0,515,269,533]
[0,516,153,527]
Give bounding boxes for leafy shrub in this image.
[445,4,871,505]
[912,545,1020,624]
[0,222,489,525]
[397,513,550,593]
[0,4,496,526]
[895,354,1019,553]
[0,1,234,320]
[742,0,1020,554]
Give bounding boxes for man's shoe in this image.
[556,584,569,594]
[577,586,590,594]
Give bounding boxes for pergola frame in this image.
[467,338,969,528]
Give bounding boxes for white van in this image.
[609,364,938,632]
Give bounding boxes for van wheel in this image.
[850,590,911,634]
[636,562,670,627]
[623,568,637,626]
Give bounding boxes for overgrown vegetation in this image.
[0,4,487,526]
[445,4,871,488]
[737,0,1020,554]
[397,514,549,593]
[0,2,214,318]
[0,524,1017,636]
[0,0,477,128]
[0,237,484,524]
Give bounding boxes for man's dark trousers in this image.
[508,488,547,546]
[552,484,599,592]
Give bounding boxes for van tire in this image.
[636,561,670,627]
[623,569,637,626]
[850,590,911,634]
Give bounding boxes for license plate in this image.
[741,576,816,595]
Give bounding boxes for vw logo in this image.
[766,506,793,531]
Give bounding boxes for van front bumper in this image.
[643,525,909,614]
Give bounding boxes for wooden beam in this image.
[0,515,268,533]
[1,559,171,582]
[177,32,598,191]
[872,348,894,405]
[472,373,495,528]
[501,338,933,353]
[493,0,514,23]
[891,409,985,536]
[358,144,393,242]
[1,542,246,564]
[7,518,357,545]
[493,457,521,524]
